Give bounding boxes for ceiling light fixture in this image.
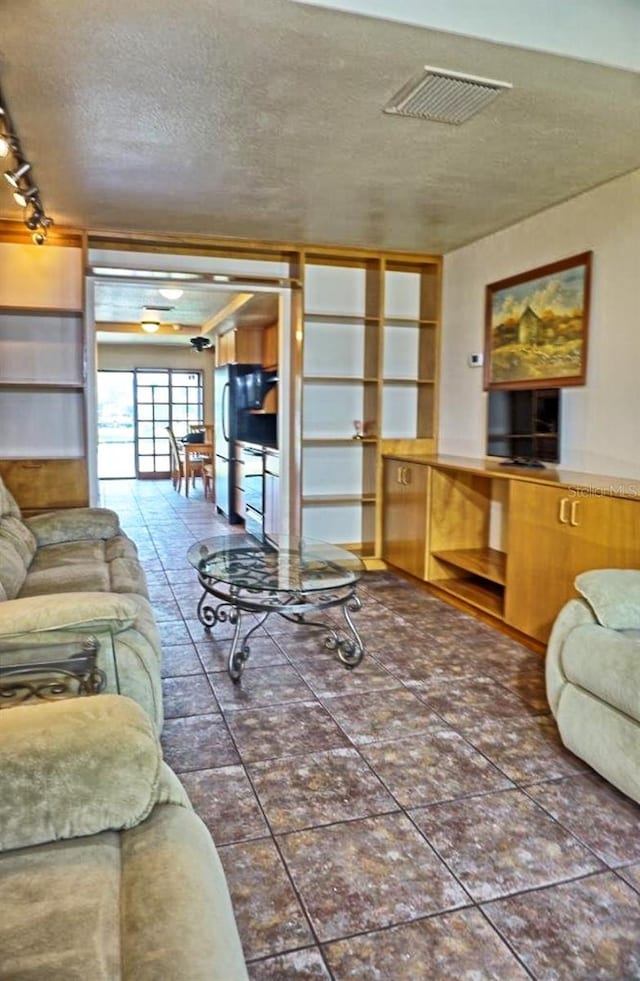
[159,287,184,301]
[0,83,54,244]
[140,320,161,334]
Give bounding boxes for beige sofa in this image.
[546,568,640,804]
[0,694,248,980]
[0,478,163,731]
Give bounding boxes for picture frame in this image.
[484,250,592,390]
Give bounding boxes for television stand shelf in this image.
[382,453,640,643]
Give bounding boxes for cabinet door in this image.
[0,459,89,511]
[382,459,428,578]
[263,323,278,369]
[506,482,640,642]
[236,328,263,364]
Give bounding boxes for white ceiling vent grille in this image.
[384,66,512,125]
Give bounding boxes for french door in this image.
[134,368,204,478]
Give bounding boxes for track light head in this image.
[190,336,211,352]
[32,230,47,246]
[0,134,17,158]
[4,161,31,187]
[13,184,38,207]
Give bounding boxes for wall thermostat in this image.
[468,353,484,367]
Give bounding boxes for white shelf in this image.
[0,390,85,456]
[304,264,366,317]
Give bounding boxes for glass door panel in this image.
[133,368,203,477]
[97,371,135,479]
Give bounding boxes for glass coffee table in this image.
[187,534,366,681]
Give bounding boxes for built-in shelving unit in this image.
[0,238,88,510]
[301,253,441,556]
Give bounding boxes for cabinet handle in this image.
[569,499,581,527]
[558,497,569,524]
[403,467,412,485]
[396,466,404,484]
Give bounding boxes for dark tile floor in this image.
[101,479,640,981]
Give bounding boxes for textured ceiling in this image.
[1,0,639,253]
[95,283,278,345]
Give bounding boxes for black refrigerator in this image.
[214,364,258,522]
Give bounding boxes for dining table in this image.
[182,441,214,497]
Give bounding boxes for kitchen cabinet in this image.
[215,327,262,366]
[505,480,640,641]
[262,323,278,369]
[382,457,429,579]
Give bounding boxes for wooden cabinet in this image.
[381,454,640,645]
[382,457,429,579]
[262,323,278,369]
[505,481,640,641]
[215,327,263,366]
[428,467,505,619]
[0,459,89,512]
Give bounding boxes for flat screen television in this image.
[487,388,561,467]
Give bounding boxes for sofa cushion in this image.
[25,507,121,546]
[575,569,640,630]
[561,621,640,722]
[0,591,139,637]
[0,695,183,852]
[20,540,111,595]
[19,536,150,598]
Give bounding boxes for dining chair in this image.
[166,426,184,494]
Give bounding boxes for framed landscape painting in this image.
[484,251,592,390]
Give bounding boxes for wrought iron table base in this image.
[196,578,365,681]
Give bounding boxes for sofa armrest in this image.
[546,597,597,715]
[0,591,138,640]
[575,569,640,629]
[0,694,190,852]
[25,508,121,546]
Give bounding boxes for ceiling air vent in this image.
[384,65,512,125]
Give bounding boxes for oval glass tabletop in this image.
[187,534,364,594]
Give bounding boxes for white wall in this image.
[439,167,640,479]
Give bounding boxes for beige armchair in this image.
[546,568,640,803]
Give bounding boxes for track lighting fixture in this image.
[4,161,31,187]
[0,83,54,244]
